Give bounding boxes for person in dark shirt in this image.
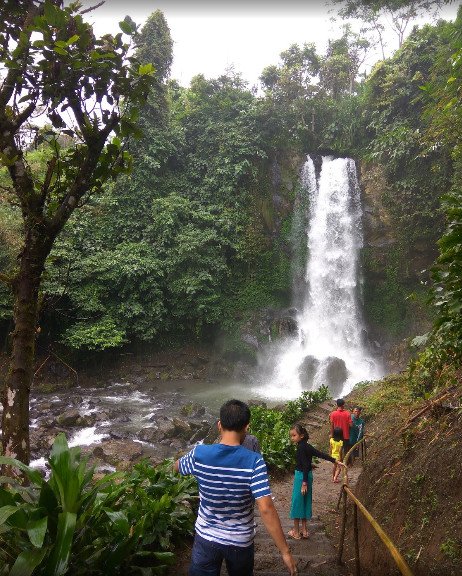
[288,423,346,540]
[242,432,261,453]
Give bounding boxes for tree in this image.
[332,0,448,58]
[0,0,153,465]
[319,25,370,97]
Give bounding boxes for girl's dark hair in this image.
[291,423,309,440]
[333,427,343,441]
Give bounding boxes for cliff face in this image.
[231,154,440,375]
[359,161,438,372]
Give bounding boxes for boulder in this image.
[241,334,260,350]
[298,355,320,388]
[138,416,176,443]
[91,440,144,469]
[172,417,192,440]
[322,356,348,397]
[56,409,81,427]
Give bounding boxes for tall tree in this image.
[0,0,153,465]
[319,25,370,97]
[332,0,448,58]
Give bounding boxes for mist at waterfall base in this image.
[256,155,382,401]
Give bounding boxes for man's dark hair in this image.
[336,398,345,407]
[220,399,251,431]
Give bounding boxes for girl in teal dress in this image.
[288,423,346,539]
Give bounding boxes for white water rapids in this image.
[265,155,382,398]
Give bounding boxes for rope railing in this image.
[336,436,414,576]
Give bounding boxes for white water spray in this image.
[268,155,381,398]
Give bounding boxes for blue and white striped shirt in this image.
[178,443,271,547]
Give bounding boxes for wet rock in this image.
[201,423,219,445]
[56,409,95,427]
[139,416,176,443]
[91,440,144,469]
[39,417,58,429]
[322,357,348,397]
[172,418,192,439]
[241,334,260,350]
[299,355,320,388]
[189,421,215,444]
[115,414,131,423]
[168,438,187,451]
[248,399,267,408]
[180,402,206,417]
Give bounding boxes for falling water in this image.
[266,155,381,398]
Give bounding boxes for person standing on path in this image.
[329,398,353,457]
[288,423,346,540]
[242,431,261,453]
[329,427,344,483]
[349,406,365,462]
[174,399,297,576]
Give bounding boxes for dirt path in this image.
[169,399,361,576]
[259,458,361,576]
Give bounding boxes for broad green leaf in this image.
[138,63,154,76]
[27,516,48,548]
[67,34,80,45]
[45,511,77,576]
[53,46,68,56]
[119,18,136,35]
[105,509,130,534]
[9,547,48,576]
[0,505,19,525]
[0,456,44,486]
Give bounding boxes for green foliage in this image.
[440,538,460,561]
[0,435,198,576]
[351,374,412,416]
[362,247,409,337]
[406,9,462,388]
[0,434,94,576]
[250,387,331,470]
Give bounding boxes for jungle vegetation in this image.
[0,1,461,457]
[1,0,462,574]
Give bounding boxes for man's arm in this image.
[173,459,180,473]
[256,496,297,575]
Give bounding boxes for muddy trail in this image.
[169,400,361,576]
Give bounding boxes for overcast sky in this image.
[79,0,460,88]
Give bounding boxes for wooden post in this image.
[354,502,360,576]
[337,487,348,565]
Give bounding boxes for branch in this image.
[40,156,57,200]
[397,390,452,435]
[79,1,105,16]
[12,100,37,131]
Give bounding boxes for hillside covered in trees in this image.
[1,4,460,370]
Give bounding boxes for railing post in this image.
[354,502,360,576]
[337,487,347,565]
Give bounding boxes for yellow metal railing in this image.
[336,436,414,576]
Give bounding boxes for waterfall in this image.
[266,155,381,398]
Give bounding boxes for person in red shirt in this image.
[329,398,353,459]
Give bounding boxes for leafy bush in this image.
[0,435,198,576]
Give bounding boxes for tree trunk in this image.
[1,228,50,465]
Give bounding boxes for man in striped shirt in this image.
[175,399,297,576]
